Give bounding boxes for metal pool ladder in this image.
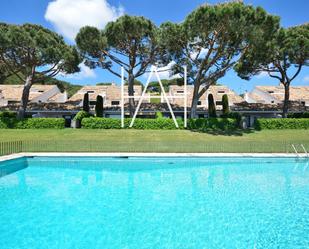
[292,144,309,158]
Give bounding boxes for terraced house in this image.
[0,85,67,107]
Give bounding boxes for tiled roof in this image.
[256,86,309,102]
[0,84,55,101]
[232,101,309,112]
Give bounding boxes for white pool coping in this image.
[1,152,308,162]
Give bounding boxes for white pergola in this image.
[121,66,188,129]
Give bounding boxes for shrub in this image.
[82,117,184,129]
[74,111,92,121]
[0,117,18,128]
[208,94,217,117]
[188,118,238,131]
[15,118,65,129]
[255,118,309,130]
[155,111,164,119]
[0,111,17,118]
[95,95,104,117]
[222,94,229,116]
[83,93,89,112]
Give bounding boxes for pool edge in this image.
[1,152,308,162]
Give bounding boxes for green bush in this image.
[0,111,17,118]
[82,117,184,129]
[188,118,238,131]
[73,111,92,121]
[155,111,164,119]
[0,117,18,128]
[255,118,309,130]
[15,118,65,129]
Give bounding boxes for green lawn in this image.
[0,129,309,154]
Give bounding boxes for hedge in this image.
[82,117,238,130]
[82,117,184,129]
[0,118,65,129]
[255,118,309,130]
[188,118,238,131]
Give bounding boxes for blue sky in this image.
[1,0,308,93]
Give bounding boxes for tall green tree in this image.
[222,94,229,116]
[208,94,217,118]
[0,23,81,118]
[235,24,309,117]
[76,15,159,117]
[83,93,89,113]
[159,2,279,118]
[95,95,104,117]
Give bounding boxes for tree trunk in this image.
[128,74,135,117]
[17,75,33,119]
[190,84,200,118]
[282,82,290,118]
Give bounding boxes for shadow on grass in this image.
[189,128,256,136]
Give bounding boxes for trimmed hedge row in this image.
[0,117,65,129]
[82,117,238,130]
[188,118,238,131]
[255,118,309,130]
[82,117,184,129]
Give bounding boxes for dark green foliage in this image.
[222,94,229,116]
[83,93,89,113]
[159,2,279,117]
[81,118,184,129]
[255,118,309,130]
[188,118,238,131]
[0,118,65,129]
[0,111,16,118]
[95,95,104,117]
[287,112,309,118]
[208,94,217,118]
[73,111,92,121]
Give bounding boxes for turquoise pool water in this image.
[0,156,309,249]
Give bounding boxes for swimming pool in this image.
[0,156,308,249]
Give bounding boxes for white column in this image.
[184,65,187,128]
[121,67,124,128]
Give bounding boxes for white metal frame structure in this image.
[121,66,188,129]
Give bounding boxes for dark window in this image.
[89,101,96,105]
[271,101,275,104]
[268,91,274,94]
[301,101,306,106]
[111,101,120,105]
[218,91,225,94]
[87,91,95,94]
[216,101,222,105]
[177,90,184,93]
[197,101,202,105]
[38,90,44,93]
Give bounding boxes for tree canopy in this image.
[159,2,280,117]
[0,23,81,117]
[235,23,309,117]
[76,15,160,116]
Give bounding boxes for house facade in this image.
[167,85,244,111]
[69,84,150,109]
[0,84,67,107]
[244,86,309,106]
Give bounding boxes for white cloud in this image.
[63,63,96,79]
[144,62,181,82]
[303,76,309,83]
[45,0,124,41]
[256,71,268,79]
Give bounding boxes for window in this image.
[268,91,274,94]
[87,91,95,94]
[89,101,96,106]
[197,101,202,105]
[216,101,222,105]
[111,101,120,105]
[271,101,275,104]
[218,91,225,94]
[301,101,306,106]
[176,90,184,94]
